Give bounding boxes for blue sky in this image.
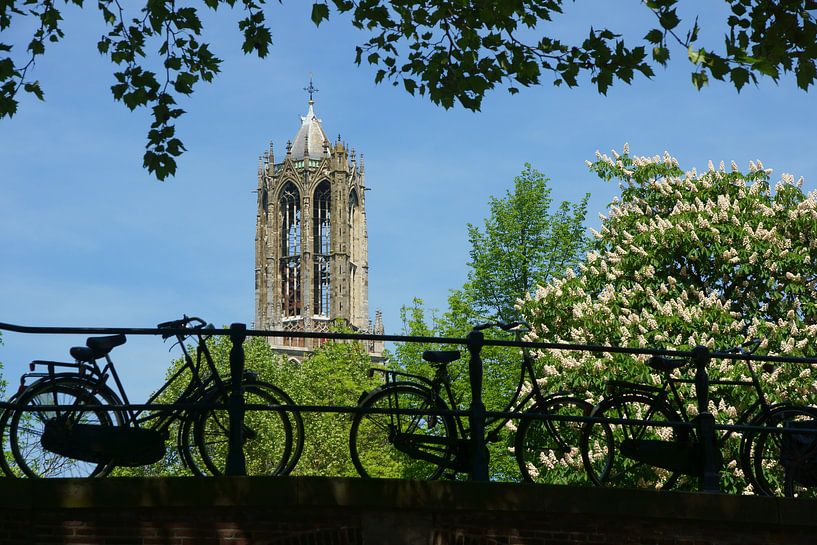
[2,2,816,400]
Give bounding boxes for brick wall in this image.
[0,477,814,545]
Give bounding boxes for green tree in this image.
[467,164,589,322]
[520,146,817,493]
[3,1,816,179]
[392,164,589,481]
[284,337,379,477]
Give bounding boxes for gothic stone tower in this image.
[254,98,384,359]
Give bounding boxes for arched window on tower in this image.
[313,181,331,317]
[348,189,359,324]
[279,182,301,319]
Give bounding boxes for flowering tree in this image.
[519,147,817,493]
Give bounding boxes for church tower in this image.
[254,89,384,359]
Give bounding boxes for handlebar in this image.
[473,321,530,333]
[647,339,765,373]
[157,315,207,339]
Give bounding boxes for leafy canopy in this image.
[2,1,817,179]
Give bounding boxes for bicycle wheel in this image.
[516,396,592,484]
[178,412,207,476]
[349,384,455,479]
[580,393,688,490]
[751,405,817,498]
[9,379,120,478]
[192,380,298,476]
[0,405,16,477]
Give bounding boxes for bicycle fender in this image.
[17,373,123,406]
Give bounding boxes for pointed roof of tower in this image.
[290,100,328,160]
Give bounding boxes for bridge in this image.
[0,476,814,544]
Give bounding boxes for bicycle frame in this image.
[607,352,772,448]
[22,326,227,436]
[367,332,556,473]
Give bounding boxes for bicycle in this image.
[579,340,817,495]
[5,316,304,478]
[348,322,591,481]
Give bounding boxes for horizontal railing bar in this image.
[4,320,817,365]
[6,401,816,434]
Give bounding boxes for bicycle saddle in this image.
[647,355,687,372]
[422,350,461,365]
[70,334,127,361]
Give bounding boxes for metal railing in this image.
[2,319,817,493]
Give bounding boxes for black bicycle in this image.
[579,341,817,495]
[348,322,591,481]
[4,316,304,478]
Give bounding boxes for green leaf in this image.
[644,29,663,44]
[796,58,816,91]
[311,3,329,26]
[0,57,14,80]
[688,46,705,65]
[27,39,45,55]
[97,38,111,54]
[754,62,779,78]
[0,81,19,118]
[23,81,44,101]
[165,52,182,70]
[658,9,680,30]
[691,71,708,89]
[653,46,669,65]
[730,67,749,91]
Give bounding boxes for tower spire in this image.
[304,75,318,104]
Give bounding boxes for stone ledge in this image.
[0,476,812,528]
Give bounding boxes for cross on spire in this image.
[304,76,318,103]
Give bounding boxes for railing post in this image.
[692,345,720,492]
[466,329,489,481]
[226,322,247,476]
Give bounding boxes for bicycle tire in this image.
[580,392,688,490]
[349,384,455,479]
[0,404,16,477]
[515,395,592,484]
[9,378,123,478]
[750,405,817,498]
[191,380,300,476]
[178,411,206,476]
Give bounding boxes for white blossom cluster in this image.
[519,148,817,492]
